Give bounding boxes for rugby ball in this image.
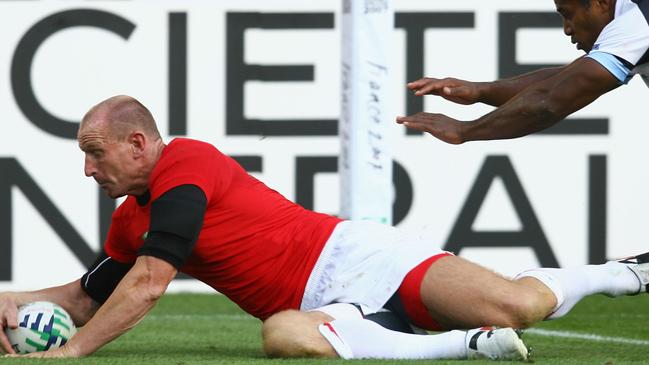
[5,301,77,354]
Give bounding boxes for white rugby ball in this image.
[5,301,77,354]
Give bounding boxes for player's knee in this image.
[262,310,300,357]
[262,310,337,358]
[498,293,544,328]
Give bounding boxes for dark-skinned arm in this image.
[477,65,569,106]
[397,57,621,143]
[406,65,568,107]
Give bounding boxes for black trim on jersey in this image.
[80,251,133,304]
[137,184,207,269]
[615,55,635,70]
[632,0,649,25]
[638,48,649,66]
[136,190,151,206]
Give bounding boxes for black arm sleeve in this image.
[137,184,207,269]
[80,251,133,304]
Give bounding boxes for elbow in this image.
[132,270,169,305]
[529,106,561,127]
[531,84,579,123]
[522,93,565,129]
[140,288,165,305]
[133,256,175,303]
[140,276,168,304]
[148,283,168,302]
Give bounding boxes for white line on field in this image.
[146,313,256,321]
[145,315,649,346]
[527,328,649,346]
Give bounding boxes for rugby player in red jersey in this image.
[1,96,647,360]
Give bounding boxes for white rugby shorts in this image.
[300,220,448,315]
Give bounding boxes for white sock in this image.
[318,318,467,359]
[516,261,639,319]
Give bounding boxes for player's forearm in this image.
[465,58,619,141]
[64,256,175,357]
[5,280,97,326]
[463,84,568,141]
[478,66,566,107]
[66,285,157,357]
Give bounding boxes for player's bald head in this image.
[80,95,161,141]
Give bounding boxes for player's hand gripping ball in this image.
[4,301,77,354]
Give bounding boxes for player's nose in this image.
[563,20,573,36]
[84,155,96,177]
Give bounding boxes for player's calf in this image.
[262,309,337,358]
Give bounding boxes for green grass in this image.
[4,293,649,364]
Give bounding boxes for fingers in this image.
[396,113,465,145]
[0,296,18,354]
[443,85,470,97]
[395,114,432,133]
[407,78,467,96]
[0,331,16,355]
[5,307,17,330]
[407,78,447,96]
[1,305,18,331]
[396,113,430,124]
[17,347,67,358]
[3,352,39,358]
[406,77,434,90]
[407,78,476,106]
[1,345,69,358]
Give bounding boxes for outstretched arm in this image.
[9,255,177,358]
[21,184,207,358]
[407,65,568,107]
[0,280,99,354]
[3,184,206,358]
[397,57,620,143]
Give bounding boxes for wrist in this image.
[459,119,481,143]
[475,81,507,107]
[474,82,490,104]
[61,340,85,358]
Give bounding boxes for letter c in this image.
[11,9,135,139]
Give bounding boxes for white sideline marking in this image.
[146,315,649,347]
[146,314,255,321]
[527,328,649,346]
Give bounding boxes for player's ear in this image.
[129,132,146,158]
[593,0,614,13]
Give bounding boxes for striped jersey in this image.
[586,0,649,87]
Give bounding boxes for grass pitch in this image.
[4,293,648,364]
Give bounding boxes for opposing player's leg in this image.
[262,303,529,360]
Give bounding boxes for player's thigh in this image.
[419,255,549,329]
[262,309,337,358]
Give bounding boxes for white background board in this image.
[0,0,647,291]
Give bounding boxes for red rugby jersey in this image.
[104,138,341,319]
